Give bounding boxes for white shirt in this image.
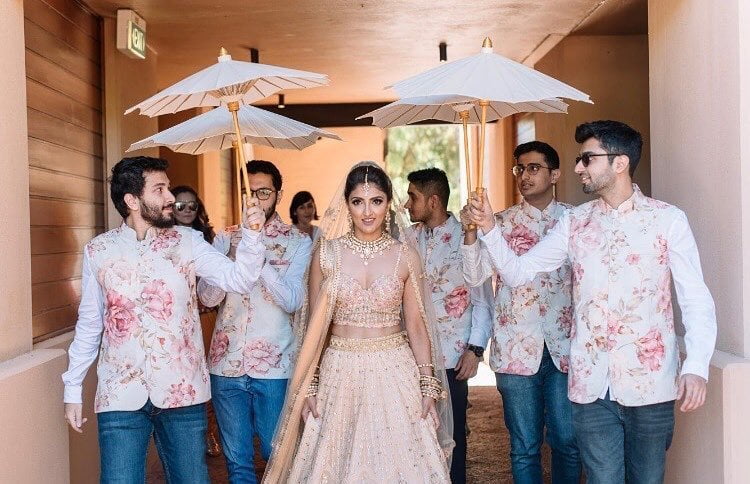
[62,225,265,404]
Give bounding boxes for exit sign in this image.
[117,9,147,60]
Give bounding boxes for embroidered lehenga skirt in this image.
[287,332,450,483]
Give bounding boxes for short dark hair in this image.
[407,167,450,210]
[289,191,319,224]
[513,141,560,170]
[344,163,392,201]
[110,156,169,219]
[575,120,642,176]
[246,159,282,191]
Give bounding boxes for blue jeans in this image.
[211,375,288,484]
[572,394,675,484]
[497,346,581,484]
[97,399,209,484]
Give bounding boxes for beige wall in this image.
[102,17,159,229]
[0,0,32,361]
[533,35,651,206]
[649,0,750,481]
[253,126,385,223]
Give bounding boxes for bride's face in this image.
[347,183,389,237]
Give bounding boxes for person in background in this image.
[172,185,216,244]
[289,190,320,241]
[171,185,221,457]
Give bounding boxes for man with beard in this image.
[404,167,492,484]
[461,142,581,483]
[62,156,266,483]
[198,159,312,483]
[464,121,717,483]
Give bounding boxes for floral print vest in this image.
[209,215,306,379]
[414,215,475,369]
[492,200,574,375]
[88,225,209,412]
[567,187,681,405]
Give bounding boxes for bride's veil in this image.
[263,161,455,482]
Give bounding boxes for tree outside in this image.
[384,124,462,214]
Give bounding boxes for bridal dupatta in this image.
[263,162,454,482]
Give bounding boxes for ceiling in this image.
[86,0,641,104]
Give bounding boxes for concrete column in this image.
[0,0,32,361]
[649,0,750,481]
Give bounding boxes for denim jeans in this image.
[572,394,675,484]
[97,399,210,484]
[497,346,581,484]
[446,368,469,484]
[211,374,288,484]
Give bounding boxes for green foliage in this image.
[385,125,461,214]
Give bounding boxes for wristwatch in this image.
[467,344,484,358]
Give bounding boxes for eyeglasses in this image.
[575,153,623,167]
[249,188,276,201]
[174,201,198,212]
[511,163,553,177]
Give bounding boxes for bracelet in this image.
[419,375,446,401]
[306,373,320,398]
[416,363,434,369]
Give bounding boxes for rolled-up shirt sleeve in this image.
[461,240,495,287]
[193,227,264,294]
[667,210,717,381]
[478,215,570,288]
[259,236,312,313]
[62,251,104,404]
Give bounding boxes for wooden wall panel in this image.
[25,0,102,341]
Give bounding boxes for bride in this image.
[263,162,453,483]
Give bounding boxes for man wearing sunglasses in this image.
[461,141,581,483]
[198,159,312,483]
[464,121,716,483]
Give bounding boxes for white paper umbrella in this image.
[380,38,591,205]
[128,105,341,153]
[358,95,569,128]
[125,50,328,117]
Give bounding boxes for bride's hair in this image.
[344,163,393,201]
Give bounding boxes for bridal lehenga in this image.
[262,163,453,483]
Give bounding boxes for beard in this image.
[141,199,175,228]
[582,170,616,195]
[263,200,278,222]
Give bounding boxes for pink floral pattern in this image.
[210,330,230,366]
[636,327,666,372]
[504,224,540,256]
[150,229,181,251]
[243,340,282,374]
[489,200,574,375]
[141,279,174,321]
[164,381,197,408]
[104,291,138,346]
[444,286,470,318]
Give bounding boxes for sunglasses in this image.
[575,152,623,167]
[249,188,276,201]
[174,201,198,212]
[511,163,553,177]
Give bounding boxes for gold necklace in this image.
[342,231,395,265]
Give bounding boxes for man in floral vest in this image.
[461,141,581,483]
[62,156,266,483]
[198,160,312,483]
[404,167,492,484]
[464,121,717,483]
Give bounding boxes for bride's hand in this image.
[420,396,440,428]
[302,396,319,421]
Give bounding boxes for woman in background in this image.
[289,190,320,241]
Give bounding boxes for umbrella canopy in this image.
[125,50,329,117]
[389,39,591,104]
[358,94,569,128]
[128,104,341,153]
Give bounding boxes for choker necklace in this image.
[342,231,394,265]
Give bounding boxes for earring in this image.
[384,209,391,232]
[347,212,353,232]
